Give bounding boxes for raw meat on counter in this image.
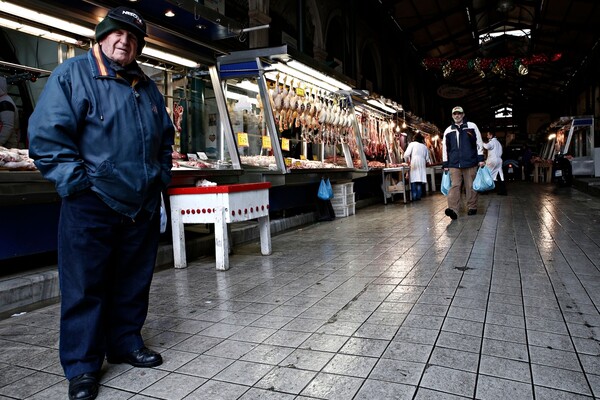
[0,147,37,170]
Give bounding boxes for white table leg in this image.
[170,212,187,269]
[258,216,272,255]
[214,209,229,271]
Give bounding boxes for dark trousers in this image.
[410,182,423,200]
[496,177,507,195]
[58,191,160,379]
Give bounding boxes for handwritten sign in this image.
[281,138,290,151]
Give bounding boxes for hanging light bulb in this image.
[402,110,407,129]
[518,63,528,75]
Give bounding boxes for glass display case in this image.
[140,64,242,181]
[216,46,367,176]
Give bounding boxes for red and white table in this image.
[167,182,272,270]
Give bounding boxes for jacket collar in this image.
[451,119,468,130]
[89,44,146,83]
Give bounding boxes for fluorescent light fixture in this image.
[142,47,199,68]
[0,1,200,68]
[233,80,260,93]
[479,29,530,46]
[287,60,352,91]
[268,60,352,93]
[225,91,258,105]
[0,16,81,44]
[367,99,396,114]
[0,1,95,37]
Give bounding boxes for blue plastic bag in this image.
[441,171,451,196]
[473,166,495,192]
[318,178,333,200]
[160,194,167,233]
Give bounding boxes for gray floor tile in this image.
[382,341,433,363]
[189,380,249,399]
[419,365,476,398]
[479,354,531,383]
[300,372,364,400]
[481,337,528,361]
[213,360,274,386]
[238,387,295,399]
[369,358,426,385]
[279,348,334,371]
[240,344,295,365]
[255,366,316,394]
[339,337,389,357]
[529,345,583,372]
[354,378,416,400]
[0,371,63,399]
[176,354,234,378]
[322,353,377,378]
[475,375,533,400]
[531,364,593,396]
[299,332,349,352]
[140,372,206,399]
[533,385,595,400]
[413,387,470,399]
[103,367,169,393]
[429,347,479,373]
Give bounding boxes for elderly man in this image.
[28,7,174,400]
[442,106,485,220]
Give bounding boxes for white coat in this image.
[483,137,504,180]
[404,141,431,183]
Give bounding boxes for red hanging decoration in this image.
[422,53,561,76]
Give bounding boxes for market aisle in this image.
[1,181,599,399]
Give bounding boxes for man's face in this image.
[99,29,138,66]
[452,111,464,124]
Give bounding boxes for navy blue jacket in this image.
[28,45,174,219]
[442,120,484,169]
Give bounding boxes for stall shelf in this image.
[381,167,410,204]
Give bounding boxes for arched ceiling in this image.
[373,0,600,133]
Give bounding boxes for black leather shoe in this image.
[467,209,477,215]
[445,208,458,220]
[69,373,98,400]
[107,347,162,368]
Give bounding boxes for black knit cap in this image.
[95,7,147,55]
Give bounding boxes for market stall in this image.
[216,46,367,188]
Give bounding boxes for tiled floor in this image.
[1,181,599,399]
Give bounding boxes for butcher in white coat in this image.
[404,132,431,200]
[483,132,507,195]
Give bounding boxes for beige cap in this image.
[452,106,464,113]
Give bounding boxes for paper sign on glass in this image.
[281,138,290,151]
[237,132,249,147]
[262,136,272,149]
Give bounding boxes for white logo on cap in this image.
[121,10,143,26]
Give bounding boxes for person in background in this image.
[0,76,19,148]
[403,132,431,201]
[442,106,485,219]
[28,7,174,400]
[483,132,507,195]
